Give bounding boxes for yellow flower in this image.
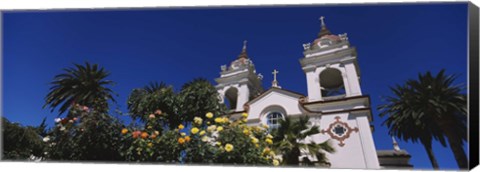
[206,112,214,119]
[194,117,203,125]
[216,126,224,132]
[191,127,200,134]
[147,125,153,129]
[147,143,153,147]
[262,124,269,129]
[154,130,160,135]
[243,129,250,135]
[216,141,222,146]
[178,138,185,144]
[251,137,259,144]
[224,143,234,152]
[214,117,223,123]
[207,125,217,132]
[121,128,128,135]
[242,113,248,118]
[273,159,280,166]
[199,130,206,136]
[222,117,229,123]
[266,134,273,139]
[263,147,271,155]
[178,124,185,130]
[180,132,186,136]
[242,119,248,123]
[201,136,209,142]
[266,138,273,145]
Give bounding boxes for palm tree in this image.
[44,62,116,114]
[271,116,335,166]
[42,62,123,161]
[379,85,445,169]
[378,69,467,169]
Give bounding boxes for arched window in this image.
[224,87,238,110]
[319,68,346,99]
[266,112,283,129]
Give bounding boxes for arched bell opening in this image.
[319,68,346,99]
[224,87,238,111]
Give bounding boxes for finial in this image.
[317,16,332,38]
[272,69,281,88]
[320,16,326,27]
[237,40,249,59]
[242,40,247,52]
[392,136,401,151]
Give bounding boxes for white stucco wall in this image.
[247,90,304,123]
[308,112,379,169]
[245,89,380,169]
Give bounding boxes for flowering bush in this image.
[120,112,281,166]
[42,104,124,161]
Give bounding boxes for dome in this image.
[228,40,254,70]
[308,16,344,49]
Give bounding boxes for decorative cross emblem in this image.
[321,116,359,147]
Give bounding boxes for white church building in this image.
[213,17,413,169]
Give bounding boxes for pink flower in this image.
[82,106,89,111]
[149,114,155,119]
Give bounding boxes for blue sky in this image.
[2,3,468,170]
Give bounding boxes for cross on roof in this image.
[271,69,281,88]
[243,40,247,51]
[319,16,326,27]
[272,69,279,81]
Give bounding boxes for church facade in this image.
[213,17,412,169]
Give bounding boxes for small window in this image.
[267,112,283,129]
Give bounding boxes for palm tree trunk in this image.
[447,139,468,169]
[421,139,440,169]
[442,125,468,169]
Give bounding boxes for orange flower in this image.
[121,128,128,135]
[132,131,141,139]
[141,132,149,139]
[178,138,185,144]
[150,134,157,139]
[185,136,191,142]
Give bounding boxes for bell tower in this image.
[299,17,380,169]
[300,16,362,102]
[215,41,264,112]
